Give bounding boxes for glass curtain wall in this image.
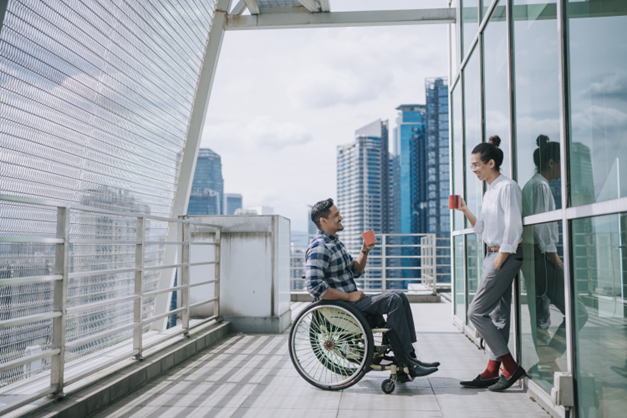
[450,0,627,415]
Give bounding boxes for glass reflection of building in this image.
[451,0,627,416]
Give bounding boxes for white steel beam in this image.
[231,0,247,15]
[243,0,260,15]
[226,8,456,30]
[319,0,330,12]
[153,0,232,331]
[296,0,320,13]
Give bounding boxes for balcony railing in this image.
[290,233,451,294]
[0,195,221,415]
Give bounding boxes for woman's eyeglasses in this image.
[470,162,482,170]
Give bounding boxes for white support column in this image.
[319,0,331,12]
[296,0,320,13]
[152,0,232,331]
[133,217,144,359]
[243,0,259,15]
[50,207,69,397]
[231,0,247,15]
[226,8,456,31]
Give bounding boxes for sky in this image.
[202,0,451,232]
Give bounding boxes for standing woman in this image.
[456,135,526,391]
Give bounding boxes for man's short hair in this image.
[311,198,334,228]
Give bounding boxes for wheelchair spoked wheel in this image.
[289,300,374,391]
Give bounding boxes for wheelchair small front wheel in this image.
[289,300,374,391]
[381,379,395,394]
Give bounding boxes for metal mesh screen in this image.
[0,0,217,386]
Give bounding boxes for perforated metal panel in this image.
[258,0,306,8]
[0,0,216,386]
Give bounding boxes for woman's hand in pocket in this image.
[493,252,510,271]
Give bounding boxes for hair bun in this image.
[536,134,550,148]
[488,135,501,148]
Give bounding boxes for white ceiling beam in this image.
[226,8,456,30]
[243,0,259,15]
[231,0,247,15]
[296,0,321,12]
[319,0,330,12]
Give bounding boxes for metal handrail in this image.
[0,194,222,413]
[290,233,450,294]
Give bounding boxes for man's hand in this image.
[362,241,376,254]
[493,252,510,271]
[548,252,563,270]
[346,291,366,303]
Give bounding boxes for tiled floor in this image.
[91,301,551,418]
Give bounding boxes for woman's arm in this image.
[456,197,477,227]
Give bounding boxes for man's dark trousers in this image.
[350,290,416,354]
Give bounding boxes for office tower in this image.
[337,120,389,287]
[307,206,317,235]
[426,77,451,283]
[188,148,224,215]
[393,105,427,234]
[224,193,243,215]
[425,77,450,237]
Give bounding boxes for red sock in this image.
[480,360,501,380]
[499,353,519,379]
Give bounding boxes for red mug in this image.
[361,230,376,245]
[449,195,461,209]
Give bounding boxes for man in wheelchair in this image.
[305,198,440,380]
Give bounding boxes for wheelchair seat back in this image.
[318,307,362,334]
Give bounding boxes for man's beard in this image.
[337,222,344,231]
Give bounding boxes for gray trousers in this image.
[351,290,417,355]
[468,249,523,361]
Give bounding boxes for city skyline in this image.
[202,10,449,232]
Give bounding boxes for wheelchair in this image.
[288,298,415,394]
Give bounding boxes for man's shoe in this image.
[409,352,441,368]
[460,374,499,388]
[410,357,440,368]
[488,366,527,392]
[407,363,438,378]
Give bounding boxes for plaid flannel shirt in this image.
[305,230,362,299]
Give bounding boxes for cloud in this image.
[204,116,313,151]
[590,70,627,98]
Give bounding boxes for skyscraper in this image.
[337,119,389,252]
[393,105,427,234]
[336,120,392,288]
[307,206,317,235]
[425,77,451,282]
[188,148,224,215]
[224,193,243,215]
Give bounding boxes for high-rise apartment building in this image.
[188,148,224,215]
[337,120,389,252]
[224,193,243,215]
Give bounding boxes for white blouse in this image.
[472,174,523,253]
[521,173,559,253]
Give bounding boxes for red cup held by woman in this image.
[361,230,376,245]
[449,195,461,209]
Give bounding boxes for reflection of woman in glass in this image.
[521,135,588,375]
[455,136,525,391]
